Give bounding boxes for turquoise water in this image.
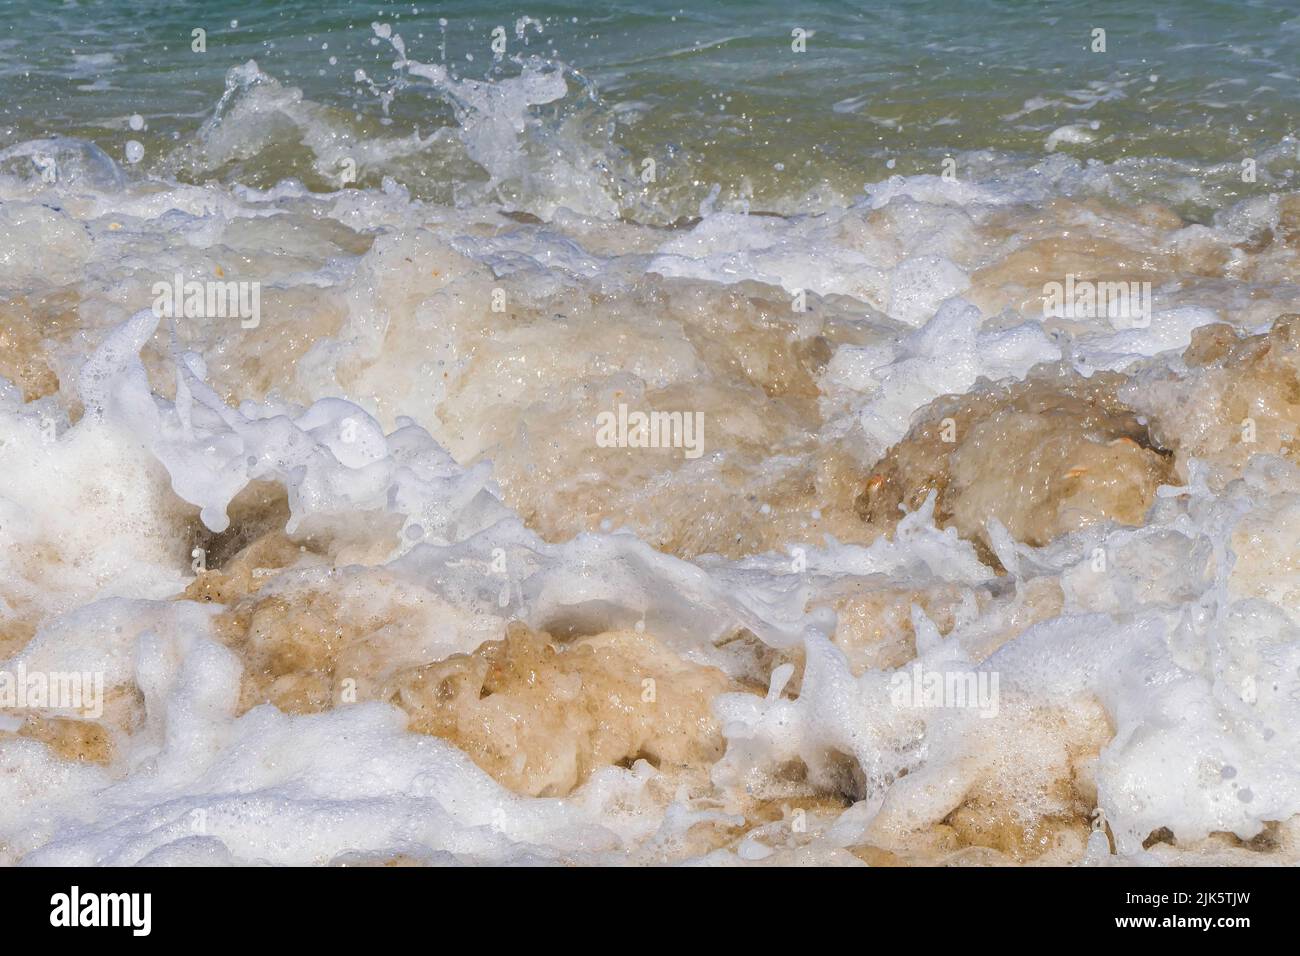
[2,1,1297,215]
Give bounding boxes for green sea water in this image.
[1,1,1297,215]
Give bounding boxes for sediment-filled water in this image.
[1,1,1299,865]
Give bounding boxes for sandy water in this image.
[1,3,1299,865]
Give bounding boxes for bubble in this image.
[124,140,144,164]
[128,114,144,131]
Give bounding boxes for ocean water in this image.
[0,1,1299,865]
[4,0,1298,216]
